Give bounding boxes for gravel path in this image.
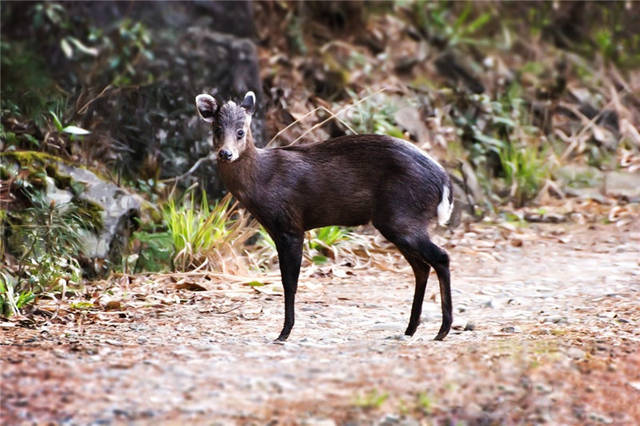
[2,222,639,424]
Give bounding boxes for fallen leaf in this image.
[176,282,208,291]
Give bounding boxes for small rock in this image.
[113,408,134,419]
[567,347,585,359]
[629,382,640,392]
[500,326,521,333]
[535,383,552,394]
[510,238,523,247]
[483,300,494,309]
[104,300,122,311]
[53,349,69,359]
[378,414,401,426]
[588,412,613,424]
[451,318,467,331]
[549,316,568,325]
[605,171,640,199]
[302,418,336,426]
[464,321,475,331]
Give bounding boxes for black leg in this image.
[417,240,452,341]
[274,233,303,341]
[400,250,431,336]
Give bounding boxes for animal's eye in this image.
[236,129,245,139]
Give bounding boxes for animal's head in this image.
[195,91,256,163]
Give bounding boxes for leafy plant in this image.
[1,188,96,314]
[0,40,63,125]
[354,389,389,410]
[306,226,350,264]
[416,392,434,414]
[128,228,174,273]
[164,192,246,271]
[407,1,492,48]
[499,142,548,206]
[0,271,35,317]
[49,111,90,136]
[8,190,94,293]
[345,90,403,138]
[98,18,155,87]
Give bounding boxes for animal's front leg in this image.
[274,232,304,341]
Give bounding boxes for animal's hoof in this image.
[274,334,289,343]
[433,332,448,341]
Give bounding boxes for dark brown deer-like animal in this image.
[195,91,454,342]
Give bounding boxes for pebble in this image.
[587,412,613,424]
[547,316,568,325]
[464,321,476,331]
[567,348,585,359]
[535,383,552,394]
[500,326,522,333]
[302,418,336,426]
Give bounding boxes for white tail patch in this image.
[437,185,453,226]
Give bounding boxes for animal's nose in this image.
[218,149,232,161]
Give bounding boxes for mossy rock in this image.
[1,151,141,273]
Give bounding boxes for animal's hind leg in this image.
[415,238,452,341]
[399,249,431,336]
[375,219,452,341]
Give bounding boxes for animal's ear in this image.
[195,94,217,123]
[240,91,256,115]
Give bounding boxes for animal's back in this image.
[266,135,450,230]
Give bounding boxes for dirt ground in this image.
[2,220,639,425]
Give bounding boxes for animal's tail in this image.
[437,180,454,227]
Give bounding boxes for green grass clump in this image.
[307,226,350,265]
[354,389,389,410]
[0,271,35,317]
[499,142,548,206]
[163,192,237,271]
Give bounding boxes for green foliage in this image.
[69,301,94,310]
[1,186,97,315]
[308,226,349,251]
[128,228,174,273]
[499,143,548,206]
[416,392,434,414]
[163,192,235,271]
[346,90,403,138]
[0,271,35,317]
[49,111,91,136]
[100,18,155,87]
[0,40,63,124]
[408,1,492,48]
[7,190,93,293]
[307,226,349,265]
[354,389,389,410]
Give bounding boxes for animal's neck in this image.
[218,141,260,202]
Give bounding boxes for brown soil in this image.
[2,221,639,425]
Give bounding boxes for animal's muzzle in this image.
[218,149,233,162]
